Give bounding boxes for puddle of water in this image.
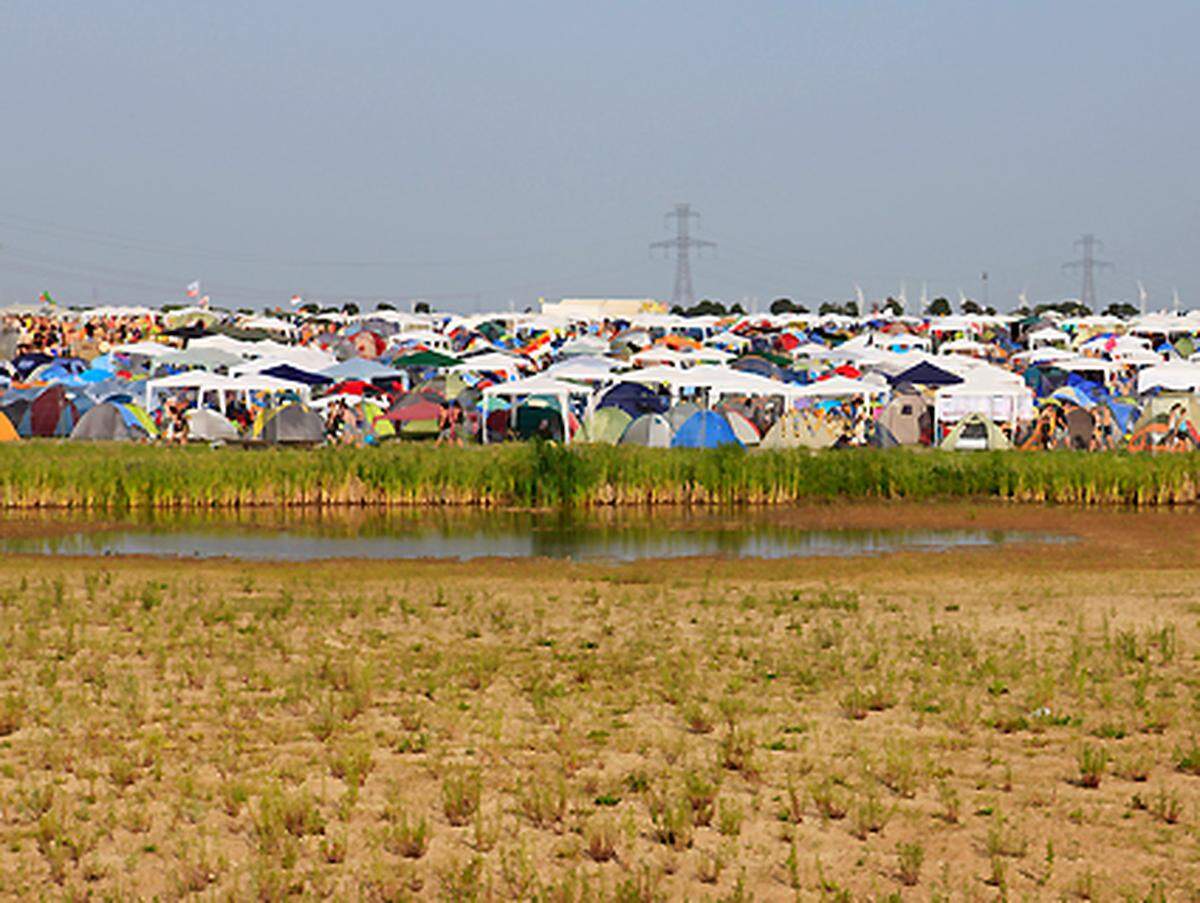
[0,509,1068,561]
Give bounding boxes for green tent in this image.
[738,350,791,368]
[391,350,461,369]
[578,407,632,444]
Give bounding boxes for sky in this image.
[1,1,1198,313]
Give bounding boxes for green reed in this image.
[0,441,1199,509]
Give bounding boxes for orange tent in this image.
[0,412,18,442]
[656,334,701,351]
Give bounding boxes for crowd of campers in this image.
[3,302,1200,452]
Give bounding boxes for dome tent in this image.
[186,408,241,442]
[940,413,1011,451]
[70,402,157,441]
[619,413,672,448]
[671,410,742,448]
[257,404,325,444]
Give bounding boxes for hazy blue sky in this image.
[1,1,1198,312]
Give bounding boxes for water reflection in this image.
[0,508,1067,561]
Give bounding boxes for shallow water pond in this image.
[0,508,1069,561]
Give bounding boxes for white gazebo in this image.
[480,375,592,444]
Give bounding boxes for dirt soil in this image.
[0,502,1197,900]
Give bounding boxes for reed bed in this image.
[1,441,1199,509]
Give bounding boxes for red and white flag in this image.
[290,294,303,306]
[186,281,201,298]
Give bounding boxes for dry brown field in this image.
[0,503,1198,900]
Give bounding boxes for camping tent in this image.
[0,411,18,442]
[760,411,839,449]
[670,410,742,448]
[258,404,325,444]
[69,402,157,441]
[596,382,669,418]
[877,387,930,446]
[724,410,761,446]
[186,408,241,442]
[25,386,87,437]
[619,413,672,448]
[940,413,1012,451]
[578,407,632,444]
[890,361,963,388]
[665,401,702,433]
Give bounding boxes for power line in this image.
[0,210,628,270]
[1063,234,1113,310]
[650,203,715,307]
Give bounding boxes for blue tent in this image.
[1065,372,1106,402]
[597,382,668,418]
[261,363,333,386]
[1106,399,1137,434]
[671,410,742,448]
[320,358,404,382]
[890,361,963,387]
[1050,385,1094,408]
[10,352,53,380]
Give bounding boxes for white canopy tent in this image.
[480,374,592,444]
[793,376,889,400]
[145,371,309,413]
[1137,362,1200,395]
[934,371,1035,432]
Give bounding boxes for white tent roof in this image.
[1137,361,1200,394]
[240,315,297,335]
[113,341,175,358]
[938,339,988,354]
[1010,347,1076,364]
[188,335,264,357]
[481,375,592,398]
[794,376,887,398]
[543,356,623,380]
[447,352,525,375]
[1027,326,1070,345]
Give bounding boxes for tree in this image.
[298,303,319,315]
[818,300,858,317]
[1035,300,1091,318]
[376,302,395,311]
[1103,302,1138,319]
[769,297,808,315]
[926,297,952,317]
[882,297,903,316]
[341,302,360,316]
[673,299,734,317]
[413,301,431,314]
[960,298,984,315]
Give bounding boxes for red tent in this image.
[386,399,442,423]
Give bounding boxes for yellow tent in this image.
[0,411,17,442]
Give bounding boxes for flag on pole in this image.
[290,294,303,306]
[39,291,54,306]
[186,281,201,298]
